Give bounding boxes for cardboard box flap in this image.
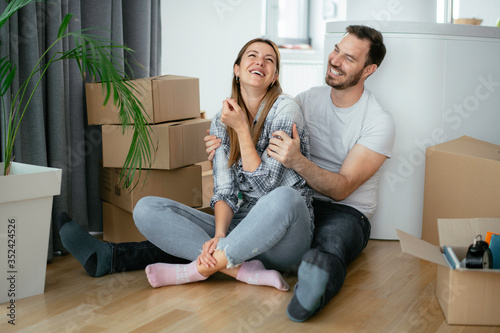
[397,229,449,267]
[428,135,500,162]
[437,218,500,247]
[448,246,469,262]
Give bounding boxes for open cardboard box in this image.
[398,218,500,326]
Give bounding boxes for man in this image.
[205,25,395,322]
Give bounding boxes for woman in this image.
[133,38,314,291]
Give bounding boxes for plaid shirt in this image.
[210,95,314,223]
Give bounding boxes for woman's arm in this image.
[198,200,234,268]
[209,112,239,212]
[214,201,234,238]
[200,114,240,268]
[220,98,261,172]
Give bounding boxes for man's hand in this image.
[267,123,304,169]
[204,129,221,161]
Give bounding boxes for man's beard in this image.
[325,65,364,90]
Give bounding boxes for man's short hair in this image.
[346,25,386,68]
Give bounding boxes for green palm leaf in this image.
[57,12,72,39]
[0,0,32,28]
[0,56,16,96]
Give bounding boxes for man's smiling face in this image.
[325,33,371,90]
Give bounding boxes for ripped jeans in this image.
[133,187,313,272]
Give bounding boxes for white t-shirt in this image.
[295,86,395,218]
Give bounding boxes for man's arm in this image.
[267,124,387,201]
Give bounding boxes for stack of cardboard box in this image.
[86,75,214,243]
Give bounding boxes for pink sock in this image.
[145,261,207,288]
[236,260,289,291]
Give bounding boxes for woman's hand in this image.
[220,98,247,133]
[197,237,222,268]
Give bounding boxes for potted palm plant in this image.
[0,0,154,302]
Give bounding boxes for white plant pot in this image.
[0,162,62,304]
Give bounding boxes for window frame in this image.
[265,0,311,46]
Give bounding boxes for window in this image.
[265,0,310,46]
[437,0,500,26]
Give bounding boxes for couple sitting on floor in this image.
[59,25,395,322]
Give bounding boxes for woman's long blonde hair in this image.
[227,38,283,167]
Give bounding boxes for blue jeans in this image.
[309,199,371,309]
[133,187,313,271]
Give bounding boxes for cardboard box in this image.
[202,169,214,207]
[102,202,146,243]
[100,164,203,213]
[398,218,500,326]
[422,136,500,245]
[102,117,211,169]
[196,205,214,215]
[86,75,200,125]
[99,160,114,203]
[103,201,215,243]
[196,160,213,172]
[194,161,214,214]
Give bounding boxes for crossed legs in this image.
[134,187,312,291]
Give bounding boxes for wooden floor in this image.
[2,240,499,333]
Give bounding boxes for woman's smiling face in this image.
[234,42,278,90]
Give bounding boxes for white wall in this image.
[346,0,437,24]
[161,0,263,119]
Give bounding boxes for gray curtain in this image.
[0,0,161,260]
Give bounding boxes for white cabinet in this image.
[325,21,500,239]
